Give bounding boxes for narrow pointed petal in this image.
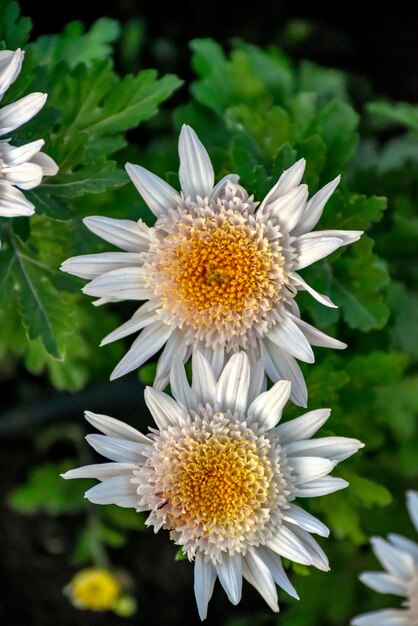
[242,550,279,612]
[30,151,59,176]
[154,330,188,390]
[215,554,242,605]
[0,181,34,216]
[259,159,306,212]
[275,409,331,445]
[267,184,308,232]
[144,387,188,429]
[0,49,24,95]
[293,234,344,270]
[170,356,197,411]
[406,490,418,532]
[125,162,179,218]
[388,533,418,561]
[195,343,225,379]
[2,162,43,189]
[290,272,338,308]
[100,301,160,346]
[283,504,330,537]
[261,339,308,407]
[247,359,267,405]
[211,173,239,199]
[314,229,363,245]
[86,434,147,464]
[0,92,47,134]
[62,462,138,481]
[292,175,340,236]
[61,252,143,280]
[85,475,138,507]
[359,572,407,597]
[0,138,44,166]
[215,352,250,413]
[290,456,337,485]
[84,411,150,444]
[267,525,314,566]
[291,315,347,350]
[370,537,416,581]
[286,437,364,462]
[179,125,214,198]
[248,380,291,430]
[293,476,348,497]
[194,554,217,621]
[287,525,329,571]
[110,322,172,380]
[351,609,411,626]
[83,216,150,252]
[268,315,315,363]
[256,547,299,599]
[191,351,217,405]
[83,267,151,301]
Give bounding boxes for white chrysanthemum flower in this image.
[62,352,363,619]
[352,491,418,626]
[61,125,362,406]
[0,48,58,220]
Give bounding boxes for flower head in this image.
[352,491,418,626]
[66,568,121,612]
[62,352,363,618]
[0,49,58,221]
[61,125,361,405]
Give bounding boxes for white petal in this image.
[407,491,418,532]
[211,173,240,199]
[268,315,315,363]
[179,125,214,198]
[110,322,172,380]
[0,139,44,166]
[359,572,407,597]
[351,609,411,626]
[100,301,160,346]
[195,343,225,379]
[61,252,143,280]
[0,49,24,95]
[275,408,331,445]
[292,175,341,236]
[256,547,299,599]
[84,410,150,444]
[215,554,242,605]
[62,462,138,481]
[286,437,364,462]
[83,267,151,300]
[144,387,188,429]
[194,554,217,621]
[86,434,148,464]
[260,339,307,407]
[85,475,138,508]
[259,159,306,212]
[293,476,349,497]
[242,550,279,612]
[0,92,47,134]
[371,537,416,582]
[266,184,308,233]
[290,315,347,350]
[170,356,197,411]
[31,151,59,176]
[247,380,291,430]
[125,162,179,218]
[287,525,329,571]
[293,234,344,270]
[283,503,330,537]
[0,181,34,216]
[215,352,250,413]
[154,330,188,390]
[290,272,338,308]
[247,359,267,405]
[313,229,363,245]
[388,533,418,562]
[83,216,150,252]
[2,162,43,189]
[290,456,337,485]
[191,351,217,406]
[266,525,314,566]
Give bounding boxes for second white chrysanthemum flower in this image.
[62,125,362,405]
[63,352,363,619]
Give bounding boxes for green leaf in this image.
[367,100,418,132]
[319,191,387,231]
[0,0,31,49]
[42,162,128,199]
[341,471,393,509]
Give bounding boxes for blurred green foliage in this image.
[1,2,417,624]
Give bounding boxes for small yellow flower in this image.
[68,568,120,612]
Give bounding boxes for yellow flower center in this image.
[70,568,120,611]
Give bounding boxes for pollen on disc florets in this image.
[142,184,290,350]
[133,406,294,562]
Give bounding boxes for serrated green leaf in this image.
[319,192,387,231]
[0,0,31,49]
[42,162,128,198]
[367,100,418,131]
[341,471,393,509]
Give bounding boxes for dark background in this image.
[2,2,417,624]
